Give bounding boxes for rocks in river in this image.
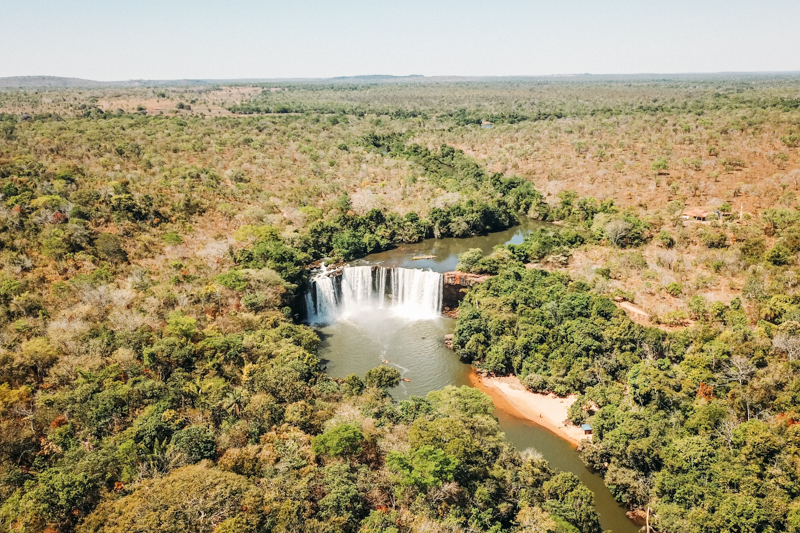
[444,334,454,349]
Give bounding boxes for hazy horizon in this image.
[4,0,799,81]
[6,70,800,84]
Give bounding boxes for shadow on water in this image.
[309,220,641,532]
[353,219,552,273]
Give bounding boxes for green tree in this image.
[312,424,364,458]
[387,445,458,493]
[456,248,485,273]
[765,244,791,266]
[165,312,197,341]
[95,233,128,263]
[170,426,217,463]
[651,157,669,172]
[364,366,401,389]
[10,469,95,529]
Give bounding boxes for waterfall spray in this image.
[306,266,442,323]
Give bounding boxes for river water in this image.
[310,221,640,533]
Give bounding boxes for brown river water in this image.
[308,221,640,533]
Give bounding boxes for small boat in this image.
[402,378,411,382]
[382,359,389,364]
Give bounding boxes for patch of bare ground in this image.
[96,87,262,116]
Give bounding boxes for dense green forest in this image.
[1,76,800,531]
[453,227,800,531]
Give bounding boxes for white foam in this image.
[306,265,442,324]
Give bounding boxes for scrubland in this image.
[0,76,799,532]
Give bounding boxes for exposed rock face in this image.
[443,271,492,286]
[442,271,492,308]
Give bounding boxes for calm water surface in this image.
[314,221,640,533]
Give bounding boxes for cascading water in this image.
[305,265,442,323]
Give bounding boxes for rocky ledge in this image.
[442,271,492,308]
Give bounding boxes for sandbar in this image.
[469,372,589,447]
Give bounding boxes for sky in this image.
[3,0,800,80]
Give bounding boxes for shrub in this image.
[659,230,675,248]
[689,295,708,319]
[700,230,727,249]
[666,282,683,297]
[165,312,197,340]
[94,233,128,263]
[781,134,800,148]
[364,366,401,389]
[651,157,669,172]
[386,445,458,493]
[456,248,485,273]
[660,309,689,326]
[739,237,767,264]
[622,251,648,270]
[69,206,91,220]
[523,373,549,393]
[311,424,363,457]
[595,266,611,279]
[765,244,791,266]
[242,293,271,312]
[162,232,183,245]
[170,426,217,463]
[342,374,364,396]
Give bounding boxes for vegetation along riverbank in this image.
[2,75,800,531]
[469,372,587,447]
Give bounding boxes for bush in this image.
[660,309,689,326]
[386,445,458,493]
[765,244,791,266]
[523,373,549,393]
[312,424,363,457]
[170,426,217,463]
[94,233,128,263]
[165,312,197,340]
[651,157,669,172]
[364,366,401,389]
[456,248,485,273]
[739,237,767,264]
[162,232,183,245]
[659,230,675,248]
[689,295,708,319]
[622,251,648,270]
[69,206,91,220]
[242,293,271,312]
[12,469,95,528]
[700,230,727,249]
[666,282,683,297]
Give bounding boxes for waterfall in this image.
[305,265,442,323]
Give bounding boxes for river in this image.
[309,220,640,533]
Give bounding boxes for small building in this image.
[581,424,593,435]
[682,208,709,221]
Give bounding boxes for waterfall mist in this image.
[305,265,443,323]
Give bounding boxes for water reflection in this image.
[354,219,552,272]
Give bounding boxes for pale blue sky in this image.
[3,0,799,80]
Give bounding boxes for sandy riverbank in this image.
[469,372,588,447]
